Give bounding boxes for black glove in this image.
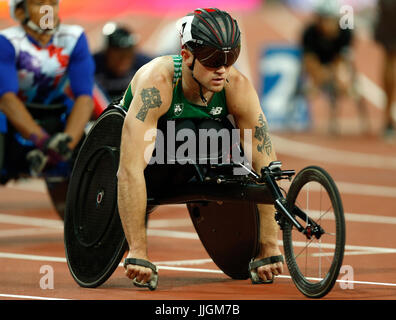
[27,132,73,174]
[30,130,72,163]
[26,149,48,177]
[45,133,73,164]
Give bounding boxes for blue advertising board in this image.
[259,45,311,131]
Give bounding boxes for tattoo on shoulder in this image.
[254,114,272,156]
[136,87,162,122]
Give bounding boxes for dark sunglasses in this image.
[193,45,241,68]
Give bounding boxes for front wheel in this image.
[282,166,345,298]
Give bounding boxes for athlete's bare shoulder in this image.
[225,66,250,92]
[130,55,174,92]
[225,66,258,114]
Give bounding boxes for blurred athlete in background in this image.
[94,22,152,102]
[375,0,396,141]
[0,0,94,217]
[301,0,369,135]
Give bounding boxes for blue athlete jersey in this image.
[0,24,94,105]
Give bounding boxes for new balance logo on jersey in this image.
[209,107,223,116]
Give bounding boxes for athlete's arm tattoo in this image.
[136,87,162,122]
[254,114,272,156]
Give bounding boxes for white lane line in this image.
[272,135,396,170]
[290,241,396,254]
[152,258,213,266]
[289,181,396,198]
[0,214,63,229]
[1,239,396,267]
[148,213,396,227]
[147,229,199,239]
[148,218,192,228]
[3,161,396,198]
[298,210,396,225]
[155,259,213,266]
[276,275,396,288]
[2,209,396,242]
[154,232,396,256]
[4,178,47,193]
[3,205,396,235]
[156,265,222,274]
[0,252,67,263]
[345,212,396,225]
[4,179,396,199]
[336,279,396,288]
[0,293,70,300]
[1,252,396,288]
[335,182,396,199]
[0,228,62,238]
[0,253,212,268]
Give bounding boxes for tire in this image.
[282,166,345,298]
[64,107,127,288]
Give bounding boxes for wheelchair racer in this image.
[301,0,369,135]
[0,0,94,183]
[117,8,284,288]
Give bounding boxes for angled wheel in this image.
[64,107,127,288]
[282,166,345,298]
[188,201,260,280]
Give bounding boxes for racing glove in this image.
[26,149,48,177]
[30,130,73,165]
[45,132,73,165]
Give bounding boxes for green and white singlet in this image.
[120,55,229,121]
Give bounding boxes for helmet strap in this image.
[25,19,59,35]
[189,57,208,105]
[21,0,30,24]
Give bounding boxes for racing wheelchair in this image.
[0,104,77,220]
[64,105,346,299]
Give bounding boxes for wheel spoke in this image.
[318,205,332,221]
[294,237,314,259]
[311,241,334,265]
[283,167,345,298]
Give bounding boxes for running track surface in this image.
[1,4,396,301]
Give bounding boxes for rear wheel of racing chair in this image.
[187,201,260,280]
[183,117,260,280]
[282,166,345,298]
[64,106,128,288]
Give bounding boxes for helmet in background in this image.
[102,22,139,49]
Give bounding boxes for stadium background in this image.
[1,0,396,301]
